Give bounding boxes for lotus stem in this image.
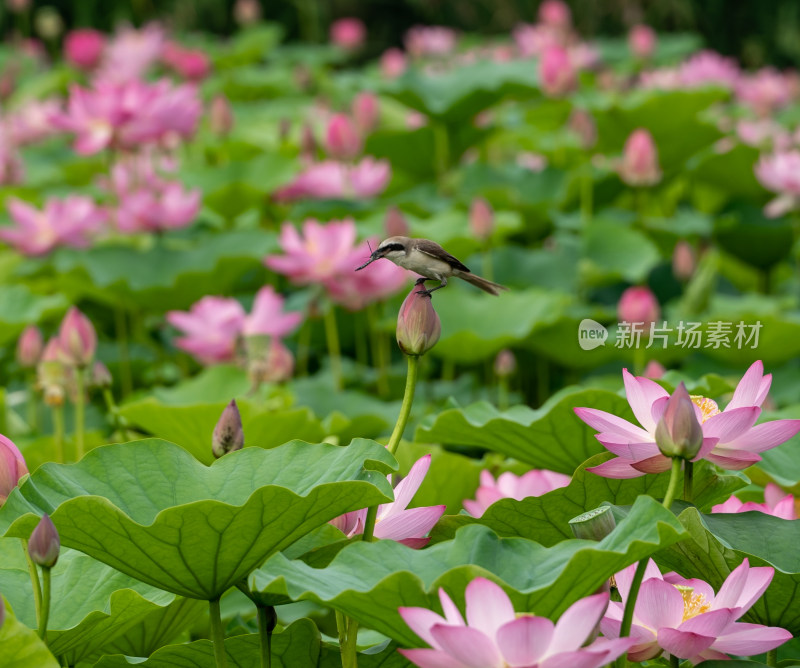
[683,460,693,504]
[336,611,359,668]
[26,372,38,432]
[323,305,343,391]
[256,605,276,668]
[767,648,778,666]
[662,458,682,511]
[52,404,64,464]
[114,307,133,398]
[670,654,680,667]
[387,355,419,456]
[74,367,86,461]
[38,566,51,640]
[21,538,42,623]
[209,597,228,668]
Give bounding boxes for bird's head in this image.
[355,236,409,270]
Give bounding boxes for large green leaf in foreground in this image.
[416,389,633,473]
[251,496,686,647]
[0,439,395,599]
[0,598,59,668]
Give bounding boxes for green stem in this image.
[670,654,680,668]
[21,538,42,624]
[38,566,51,640]
[767,648,778,666]
[633,345,646,376]
[498,377,510,411]
[209,597,228,668]
[362,506,379,542]
[74,367,86,461]
[387,355,419,456]
[663,458,682,511]
[335,611,359,668]
[296,318,311,377]
[26,373,37,433]
[441,358,455,383]
[616,558,648,668]
[256,606,275,668]
[323,306,342,391]
[115,308,133,398]
[683,460,693,504]
[52,404,64,464]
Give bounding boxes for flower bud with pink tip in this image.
[16,324,43,369]
[672,240,696,280]
[655,383,704,459]
[539,45,576,97]
[617,286,660,329]
[619,128,662,186]
[381,48,407,78]
[352,92,379,133]
[538,0,571,28]
[0,434,28,505]
[325,113,362,160]
[330,18,366,50]
[494,349,517,378]
[396,289,441,357]
[628,24,657,60]
[212,399,244,459]
[28,514,59,568]
[469,197,494,241]
[58,307,96,368]
[64,29,105,70]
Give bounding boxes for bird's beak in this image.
[355,250,381,271]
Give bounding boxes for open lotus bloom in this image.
[602,558,791,663]
[574,361,800,478]
[712,482,797,520]
[399,577,634,668]
[329,454,445,548]
[463,469,570,517]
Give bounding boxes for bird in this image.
[355,236,507,296]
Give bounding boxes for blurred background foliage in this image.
[4,0,800,67]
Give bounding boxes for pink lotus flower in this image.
[602,558,791,663]
[464,469,570,517]
[539,44,576,97]
[755,151,800,217]
[96,23,165,83]
[330,455,445,548]
[167,297,246,365]
[712,483,796,520]
[736,119,791,151]
[348,157,391,197]
[469,198,493,241]
[352,92,379,133]
[628,24,656,59]
[381,48,407,78]
[619,128,662,186]
[330,18,366,50]
[0,196,106,256]
[404,26,457,58]
[644,360,666,380]
[9,98,62,146]
[736,68,793,117]
[672,240,695,280]
[64,29,105,70]
[385,206,410,237]
[274,158,390,201]
[161,42,212,81]
[0,126,23,185]
[513,23,562,58]
[399,578,634,668]
[17,324,43,368]
[0,433,28,505]
[325,246,408,311]
[325,113,362,160]
[246,337,295,385]
[242,286,303,338]
[679,50,740,89]
[617,286,660,328]
[575,361,800,478]
[58,306,97,367]
[538,0,572,29]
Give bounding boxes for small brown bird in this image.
[355,236,507,296]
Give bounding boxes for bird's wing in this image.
[415,238,471,272]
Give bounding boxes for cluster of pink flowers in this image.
[463,469,570,517]
[276,158,391,202]
[95,23,166,82]
[166,286,303,370]
[265,219,408,310]
[713,483,796,520]
[755,150,800,217]
[161,41,212,81]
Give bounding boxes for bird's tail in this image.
[458,272,508,296]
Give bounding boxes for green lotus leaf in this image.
[91,618,320,668]
[0,597,59,668]
[656,507,800,634]
[416,389,633,473]
[0,439,395,600]
[0,283,67,346]
[0,538,189,665]
[431,454,746,544]
[251,496,686,646]
[581,222,661,285]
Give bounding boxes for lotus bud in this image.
[569,505,617,541]
[381,48,407,78]
[58,307,96,368]
[628,24,657,60]
[28,514,59,568]
[619,128,662,186]
[384,206,410,237]
[325,113,362,160]
[209,94,234,137]
[64,29,105,70]
[352,92,379,133]
[212,399,244,459]
[34,6,63,40]
[330,17,366,50]
[234,0,261,25]
[91,361,112,389]
[38,338,67,407]
[469,197,494,241]
[539,45,576,97]
[396,288,441,357]
[0,434,28,506]
[617,286,660,330]
[16,324,43,369]
[672,240,696,281]
[493,349,517,378]
[644,360,666,380]
[246,337,295,386]
[655,383,704,460]
[538,0,571,28]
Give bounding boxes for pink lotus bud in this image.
[64,29,105,70]
[28,514,59,568]
[396,288,441,356]
[644,360,666,379]
[247,337,295,385]
[0,434,28,505]
[38,338,67,407]
[91,361,112,389]
[628,24,656,60]
[539,45,576,97]
[381,48,407,78]
[538,0,571,28]
[212,399,244,459]
[233,0,261,26]
[672,240,696,281]
[655,383,703,459]
[330,18,366,50]
[209,94,234,136]
[384,206,410,237]
[619,128,662,186]
[617,286,660,328]
[58,306,97,368]
[352,92,379,133]
[494,349,517,378]
[325,114,362,160]
[16,324,43,369]
[469,197,494,241]
[568,109,597,149]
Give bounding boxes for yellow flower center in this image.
[675,585,711,621]
[690,396,720,423]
